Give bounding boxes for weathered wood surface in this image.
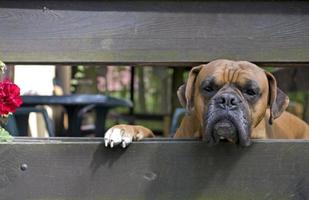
[0,138,309,200]
[1,1,309,65]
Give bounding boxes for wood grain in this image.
[1,1,309,64]
[0,138,309,199]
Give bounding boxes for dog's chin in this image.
[204,112,252,147]
[213,119,238,143]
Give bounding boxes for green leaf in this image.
[0,127,13,142]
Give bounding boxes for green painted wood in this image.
[1,1,309,65]
[0,138,308,200]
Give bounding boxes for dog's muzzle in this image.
[204,92,251,147]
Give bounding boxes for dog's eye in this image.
[203,86,214,92]
[244,89,257,96]
[201,78,217,95]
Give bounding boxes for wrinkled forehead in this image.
[198,60,268,88]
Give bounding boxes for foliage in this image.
[0,127,13,142]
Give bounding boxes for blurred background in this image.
[1,65,308,138]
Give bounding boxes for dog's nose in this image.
[215,93,240,110]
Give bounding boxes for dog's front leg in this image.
[104,125,155,148]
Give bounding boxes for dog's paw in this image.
[104,125,154,148]
[104,127,132,148]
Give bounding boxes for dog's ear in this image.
[177,65,202,113]
[265,71,289,124]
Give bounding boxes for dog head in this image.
[178,59,289,146]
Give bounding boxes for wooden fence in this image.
[1,138,309,200]
[0,0,309,199]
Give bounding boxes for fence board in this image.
[1,1,309,65]
[0,138,308,200]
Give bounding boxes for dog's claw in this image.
[122,140,126,148]
[104,139,109,147]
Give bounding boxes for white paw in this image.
[104,127,133,148]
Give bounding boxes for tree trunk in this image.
[172,68,185,114]
[137,67,146,113]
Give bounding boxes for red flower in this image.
[0,79,23,115]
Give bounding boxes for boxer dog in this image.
[104,59,309,148]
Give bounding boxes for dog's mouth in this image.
[204,111,251,147]
[213,119,238,143]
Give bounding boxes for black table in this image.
[20,94,132,137]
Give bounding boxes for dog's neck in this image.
[174,111,202,138]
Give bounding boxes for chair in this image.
[5,107,55,137]
[169,108,186,137]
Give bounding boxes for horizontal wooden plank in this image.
[1,1,309,64]
[0,137,309,200]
